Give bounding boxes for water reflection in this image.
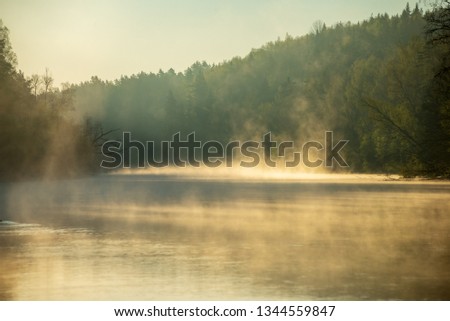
[0,174,449,300]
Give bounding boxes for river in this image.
[0,172,449,300]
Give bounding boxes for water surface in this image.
[0,173,449,300]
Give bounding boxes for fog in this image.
[1,2,449,302]
[1,173,449,300]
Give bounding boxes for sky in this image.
[0,0,421,86]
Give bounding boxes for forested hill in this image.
[1,3,449,180]
[72,4,449,176]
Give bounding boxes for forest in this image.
[1,2,449,180]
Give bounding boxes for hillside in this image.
[1,3,449,179]
[72,4,449,175]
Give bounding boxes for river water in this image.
[0,173,449,300]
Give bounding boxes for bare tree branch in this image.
[362,98,422,149]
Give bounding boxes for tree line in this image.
[0,21,100,180]
[1,2,449,179]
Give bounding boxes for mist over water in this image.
[0,171,449,300]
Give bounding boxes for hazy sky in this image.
[0,0,418,85]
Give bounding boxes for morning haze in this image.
[0,0,449,302]
[1,0,411,85]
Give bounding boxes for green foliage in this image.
[69,4,449,176]
[0,20,99,180]
[1,3,449,178]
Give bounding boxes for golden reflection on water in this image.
[0,174,449,300]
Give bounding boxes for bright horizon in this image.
[1,0,418,86]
